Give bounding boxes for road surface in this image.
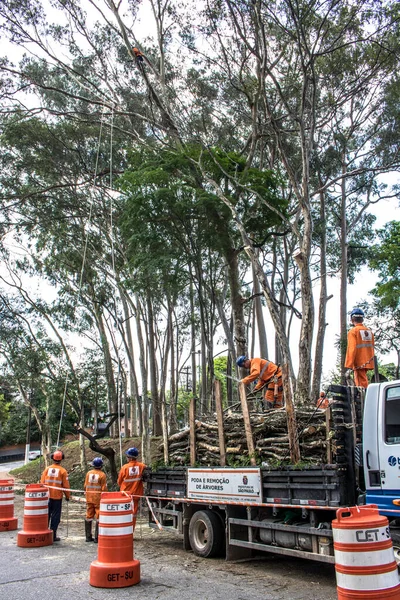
[0,489,338,600]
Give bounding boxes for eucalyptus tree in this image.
[190,0,400,400]
[1,0,399,409]
[0,291,67,458]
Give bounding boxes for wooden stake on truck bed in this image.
[189,396,197,466]
[281,363,301,464]
[214,379,226,466]
[238,382,257,466]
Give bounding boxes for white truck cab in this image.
[364,380,400,516]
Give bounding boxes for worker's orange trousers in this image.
[354,369,369,388]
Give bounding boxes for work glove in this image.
[65,497,70,502]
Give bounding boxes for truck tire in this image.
[188,510,224,558]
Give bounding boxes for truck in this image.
[145,381,400,563]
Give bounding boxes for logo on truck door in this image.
[388,456,398,467]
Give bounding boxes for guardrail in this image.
[0,454,25,464]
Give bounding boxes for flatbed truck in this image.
[146,381,400,563]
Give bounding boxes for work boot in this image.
[85,519,94,542]
[94,522,99,543]
[53,530,60,542]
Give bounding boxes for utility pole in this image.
[181,366,191,391]
[24,400,32,465]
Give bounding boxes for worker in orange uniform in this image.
[117,447,147,530]
[132,47,144,63]
[316,391,330,409]
[237,356,284,409]
[40,450,70,542]
[84,457,107,543]
[344,307,375,389]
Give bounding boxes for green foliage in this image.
[226,452,261,467]
[118,145,286,287]
[0,403,40,446]
[174,389,192,426]
[213,356,228,404]
[378,363,398,381]
[369,221,400,310]
[0,393,11,427]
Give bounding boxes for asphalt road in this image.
[0,491,338,600]
[1,460,25,471]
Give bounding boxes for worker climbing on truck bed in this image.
[237,356,283,409]
[344,307,375,389]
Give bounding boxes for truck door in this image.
[363,383,380,503]
[366,382,400,516]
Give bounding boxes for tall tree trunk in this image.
[312,185,328,402]
[340,151,348,385]
[136,294,149,460]
[252,259,268,358]
[120,289,140,435]
[190,277,197,397]
[226,246,247,357]
[159,299,172,439]
[169,306,178,432]
[93,304,117,422]
[201,331,207,413]
[146,290,161,436]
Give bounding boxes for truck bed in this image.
[147,464,349,508]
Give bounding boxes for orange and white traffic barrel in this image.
[332,505,400,599]
[90,492,140,588]
[0,479,18,531]
[17,484,53,547]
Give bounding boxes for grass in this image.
[8,436,163,491]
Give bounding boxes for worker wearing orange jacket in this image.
[84,457,107,543]
[237,356,284,409]
[117,447,147,530]
[316,391,330,409]
[40,450,70,542]
[132,47,144,63]
[344,307,375,389]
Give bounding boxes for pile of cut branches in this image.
[160,408,330,466]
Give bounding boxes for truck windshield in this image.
[385,385,400,444]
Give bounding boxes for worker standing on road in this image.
[40,450,70,542]
[84,457,107,543]
[117,447,147,530]
[237,356,284,409]
[344,307,375,389]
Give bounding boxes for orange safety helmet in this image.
[52,450,64,461]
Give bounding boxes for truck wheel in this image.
[188,510,224,558]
